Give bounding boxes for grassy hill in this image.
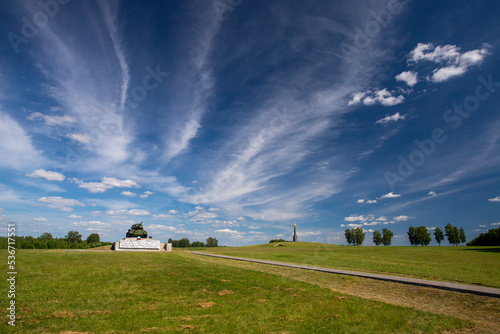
[197,242,500,288]
[0,250,478,333]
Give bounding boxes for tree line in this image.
[467,227,500,246]
[408,223,466,246]
[167,237,219,247]
[0,231,110,249]
[344,223,468,246]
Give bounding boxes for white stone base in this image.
[113,238,172,252]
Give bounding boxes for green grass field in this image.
[200,243,500,288]
[0,249,477,333]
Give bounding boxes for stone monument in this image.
[113,222,171,252]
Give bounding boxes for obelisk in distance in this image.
[293,224,298,242]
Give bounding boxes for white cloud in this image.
[168,210,179,214]
[298,231,321,237]
[69,215,82,219]
[107,209,150,216]
[67,133,92,145]
[38,196,85,212]
[344,215,365,222]
[127,209,150,216]
[33,218,48,222]
[26,169,65,181]
[492,222,500,226]
[27,112,77,126]
[0,112,45,170]
[488,196,500,202]
[191,211,219,221]
[121,191,136,197]
[479,225,486,228]
[208,207,220,211]
[140,191,154,199]
[408,43,491,83]
[102,177,140,188]
[367,200,377,204]
[147,224,177,232]
[74,177,140,193]
[394,215,412,221]
[153,214,172,219]
[376,112,405,125]
[381,192,401,199]
[395,71,418,86]
[428,191,437,196]
[356,199,365,203]
[348,89,405,107]
[248,225,260,229]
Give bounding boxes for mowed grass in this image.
[0,250,471,333]
[199,243,500,288]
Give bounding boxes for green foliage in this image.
[415,226,431,246]
[65,230,82,244]
[372,230,383,246]
[459,227,466,244]
[467,227,500,246]
[86,233,100,244]
[345,229,353,245]
[434,227,444,245]
[191,241,206,247]
[206,237,219,247]
[445,223,461,246]
[382,228,393,246]
[408,226,417,246]
[345,228,365,246]
[269,239,286,243]
[39,232,53,240]
[408,226,431,246]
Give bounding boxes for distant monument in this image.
[113,222,171,252]
[293,224,298,242]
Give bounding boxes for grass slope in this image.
[198,242,500,288]
[0,250,470,333]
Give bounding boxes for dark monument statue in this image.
[126,222,148,238]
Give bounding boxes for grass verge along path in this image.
[197,243,500,288]
[0,250,471,333]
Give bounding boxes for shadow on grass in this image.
[461,247,500,253]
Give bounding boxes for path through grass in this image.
[0,250,471,333]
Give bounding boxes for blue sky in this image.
[1,0,499,246]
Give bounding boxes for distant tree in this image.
[168,238,173,244]
[434,227,444,246]
[191,241,205,247]
[86,233,100,244]
[407,226,416,246]
[206,237,218,247]
[382,228,393,246]
[179,238,190,247]
[39,232,53,240]
[269,239,286,243]
[353,227,365,246]
[415,226,431,246]
[372,230,383,246]
[445,223,460,246]
[459,227,466,245]
[172,239,180,247]
[467,227,500,246]
[65,230,82,244]
[345,229,353,245]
